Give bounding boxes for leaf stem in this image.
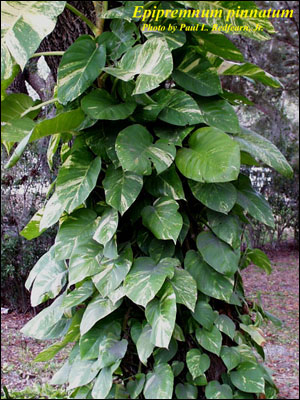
[65,3,98,36]
[21,98,57,118]
[30,51,65,58]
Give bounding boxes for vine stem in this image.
[20,98,57,118]
[65,3,98,36]
[30,51,65,58]
[93,1,108,37]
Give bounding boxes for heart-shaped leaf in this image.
[142,197,183,244]
[116,124,176,176]
[186,349,210,380]
[176,127,240,183]
[124,257,178,307]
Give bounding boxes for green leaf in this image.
[236,175,275,228]
[29,251,67,307]
[205,381,233,399]
[95,338,128,369]
[55,146,101,214]
[186,349,210,380]
[30,109,85,142]
[81,89,136,120]
[1,117,35,145]
[124,257,178,307]
[175,383,198,399]
[196,232,239,276]
[173,49,221,96]
[145,282,176,348]
[47,133,61,170]
[99,19,138,61]
[220,346,241,372]
[196,326,222,356]
[170,268,197,312]
[92,246,133,297]
[142,20,186,50]
[104,37,173,95]
[50,359,72,385]
[145,166,185,201]
[240,324,266,346]
[153,338,178,364]
[1,1,66,69]
[1,93,37,122]
[196,98,240,134]
[21,294,69,340]
[80,295,122,335]
[5,130,33,169]
[149,239,175,264]
[192,31,244,62]
[116,124,176,176]
[39,192,66,231]
[127,374,146,399]
[154,125,194,147]
[192,301,218,330]
[172,361,185,377]
[67,356,103,390]
[136,323,155,366]
[144,363,174,399]
[93,207,118,246]
[219,61,281,88]
[230,362,265,393]
[207,210,242,249]
[245,248,272,275]
[91,361,121,398]
[153,89,203,126]
[232,128,293,178]
[185,251,234,302]
[176,128,240,183]
[20,208,45,240]
[62,281,95,309]
[57,36,106,104]
[214,315,236,340]
[79,321,121,360]
[34,309,83,362]
[54,209,99,260]
[142,197,183,244]
[189,181,237,214]
[103,165,143,215]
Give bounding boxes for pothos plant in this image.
[1,1,294,399]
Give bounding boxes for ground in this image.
[1,248,299,399]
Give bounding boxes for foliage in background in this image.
[0,1,297,399]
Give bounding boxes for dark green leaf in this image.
[176,128,240,183]
[196,232,239,276]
